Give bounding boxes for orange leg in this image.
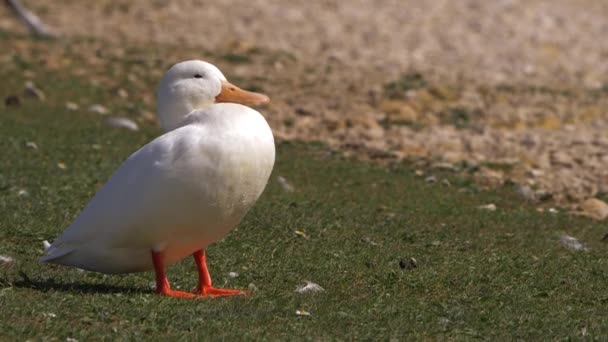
[151,250,197,298]
[192,249,247,297]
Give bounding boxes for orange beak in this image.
[215,81,270,106]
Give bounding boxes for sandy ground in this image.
[2,0,608,208]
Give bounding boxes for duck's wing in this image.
[40,124,212,264]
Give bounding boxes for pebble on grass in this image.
[0,255,15,265]
[4,95,20,107]
[478,203,497,211]
[24,81,45,101]
[25,141,38,150]
[277,176,295,192]
[65,102,79,111]
[105,117,139,131]
[560,234,589,252]
[89,104,108,115]
[399,257,417,270]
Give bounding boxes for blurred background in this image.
[2,0,608,207]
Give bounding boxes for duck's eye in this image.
[193,74,203,79]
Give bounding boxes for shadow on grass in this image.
[8,272,148,295]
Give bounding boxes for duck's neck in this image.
[157,99,215,132]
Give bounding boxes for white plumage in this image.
[41,60,274,298]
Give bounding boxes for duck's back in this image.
[42,104,275,274]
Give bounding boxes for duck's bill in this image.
[215,81,270,106]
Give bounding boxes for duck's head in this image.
[156,60,269,131]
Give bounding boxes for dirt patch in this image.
[2,0,608,206]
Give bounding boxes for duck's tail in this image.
[39,240,73,263]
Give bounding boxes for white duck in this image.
[41,60,275,298]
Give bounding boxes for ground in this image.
[3,0,608,205]
[1,1,608,340]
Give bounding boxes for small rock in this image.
[227,272,239,278]
[295,281,325,294]
[0,255,15,265]
[116,88,129,99]
[25,141,38,150]
[65,102,79,111]
[550,150,574,167]
[425,175,437,183]
[24,81,45,100]
[478,203,497,211]
[140,110,157,123]
[399,257,417,269]
[361,237,380,246]
[560,234,589,252]
[277,176,294,192]
[247,283,258,292]
[4,95,21,107]
[105,117,139,131]
[474,167,504,188]
[17,189,29,197]
[294,106,314,116]
[528,169,544,178]
[42,240,51,251]
[433,162,457,171]
[89,104,108,115]
[578,198,608,220]
[516,185,536,201]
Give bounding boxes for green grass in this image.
[1,39,608,340]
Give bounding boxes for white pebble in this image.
[277,176,295,192]
[25,141,38,150]
[560,235,589,252]
[88,104,108,115]
[65,102,79,111]
[0,255,15,264]
[478,203,497,211]
[105,117,139,131]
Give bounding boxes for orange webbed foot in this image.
[194,286,248,298]
[157,288,199,299]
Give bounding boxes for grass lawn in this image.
[1,37,608,340]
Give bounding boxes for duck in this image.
[41,60,275,298]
